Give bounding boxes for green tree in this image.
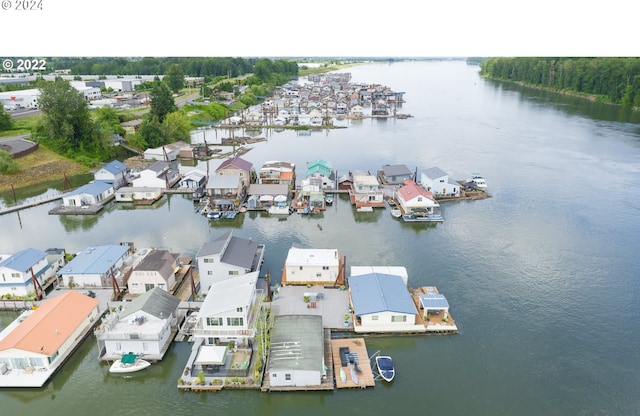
[149,82,176,123]
[162,112,191,143]
[165,64,185,94]
[0,149,19,173]
[94,106,124,136]
[0,103,13,131]
[138,115,165,148]
[38,78,94,152]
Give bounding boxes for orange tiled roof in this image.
[0,291,99,356]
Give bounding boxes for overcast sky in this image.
[2,0,638,57]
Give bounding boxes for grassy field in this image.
[0,145,89,193]
[0,114,40,138]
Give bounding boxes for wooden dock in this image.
[0,192,63,216]
[331,338,375,389]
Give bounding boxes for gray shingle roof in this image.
[121,287,180,320]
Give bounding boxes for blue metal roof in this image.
[101,160,128,175]
[66,181,113,197]
[349,273,416,315]
[419,290,450,309]
[60,245,129,274]
[0,248,48,273]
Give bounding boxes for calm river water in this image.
[1,60,640,416]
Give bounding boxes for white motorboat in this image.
[375,355,395,382]
[109,353,151,374]
[324,194,334,205]
[390,208,402,218]
[466,174,488,190]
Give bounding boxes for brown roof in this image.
[0,291,99,356]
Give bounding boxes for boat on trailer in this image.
[375,355,395,382]
[109,353,151,374]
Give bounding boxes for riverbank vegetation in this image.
[479,57,640,108]
[0,58,301,192]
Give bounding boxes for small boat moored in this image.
[109,353,151,374]
[375,355,395,382]
[324,194,334,205]
[466,173,488,190]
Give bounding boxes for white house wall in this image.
[198,263,247,294]
[285,264,339,285]
[269,369,321,387]
[0,257,49,297]
[355,311,423,333]
[0,308,100,370]
[128,271,174,295]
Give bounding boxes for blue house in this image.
[57,244,131,288]
[348,272,420,333]
[0,248,52,298]
[61,182,114,207]
[94,160,131,190]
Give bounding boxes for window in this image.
[285,374,292,381]
[207,271,213,275]
[299,266,303,271]
[227,317,244,326]
[371,315,379,321]
[228,270,239,276]
[391,315,407,323]
[316,272,322,277]
[204,258,214,263]
[322,266,329,270]
[11,273,20,278]
[236,307,243,312]
[206,317,222,326]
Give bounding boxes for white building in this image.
[0,88,40,109]
[0,291,99,387]
[191,271,263,344]
[61,182,114,207]
[94,160,131,190]
[395,180,440,215]
[420,167,460,198]
[94,287,180,361]
[282,247,342,286]
[127,249,179,295]
[267,315,325,388]
[348,272,422,334]
[350,173,384,207]
[0,248,53,298]
[57,244,131,288]
[195,231,265,294]
[131,161,180,189]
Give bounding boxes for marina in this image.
[1,60,639,415]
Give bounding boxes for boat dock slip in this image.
[331,338,375,389]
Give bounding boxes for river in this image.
[1,60,640,416]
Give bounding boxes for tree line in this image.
[44,57,298,81]
[479,57,640,108]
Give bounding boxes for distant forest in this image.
[479,57,640,108]
[46,57,299,80]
